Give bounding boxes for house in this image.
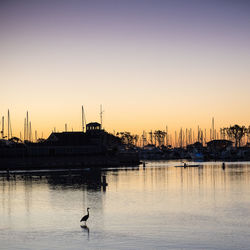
[207,140,233,151]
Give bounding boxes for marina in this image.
[1,1,250,249]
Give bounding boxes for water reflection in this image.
[80,225,90,240]
[0,162,250,250]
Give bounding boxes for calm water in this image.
[1,161,250,250]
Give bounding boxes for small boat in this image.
[175,163,201,168]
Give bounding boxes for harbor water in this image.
[1,161,250,249]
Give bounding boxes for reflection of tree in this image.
[224,124,248,148]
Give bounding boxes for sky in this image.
[0,0,250,138]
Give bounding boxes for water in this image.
[1,161,250,249]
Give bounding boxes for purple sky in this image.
[1,0,250,136]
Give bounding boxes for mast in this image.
[8,109,9,140]
[26,111,29,141]
[212,117,214,140]
[82,105,85,132]
[1,116,4,139]
[29,122,32,141]
[166,126,168,146]
[100,104,104,129]
[205,129,207,144]
[9,110,12,139]
[24,118,26,141]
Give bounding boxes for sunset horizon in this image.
[1,1,250,249]
[1,0,249,140]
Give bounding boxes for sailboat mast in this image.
[26,111,29,141]
[82,106,84,132]
[8,109,9,140]
[100,104,103,129]
[1,116,4,139]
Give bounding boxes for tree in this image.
[224,124,248,148]
[37,138,46,143]
[154,130,166,147]
[116,132,138,146]
[9,137,22,143]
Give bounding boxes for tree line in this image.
[116,124,250,148]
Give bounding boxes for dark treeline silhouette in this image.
[117,124,250,161]
[1,124,250,168]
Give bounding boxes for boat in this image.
[175,163,202,168]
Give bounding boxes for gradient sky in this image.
[1,0,250,138]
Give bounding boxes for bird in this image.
[80,208,90,225]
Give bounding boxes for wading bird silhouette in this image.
[80,208,90,225]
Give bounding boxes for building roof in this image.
[86,122,101,127]
[47,132,89,145]
[207,139,233,145]
[207,140,233,149]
